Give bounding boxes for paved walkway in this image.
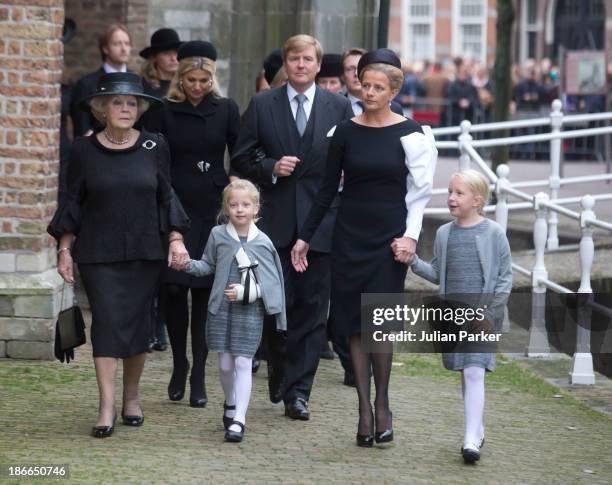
[1,311,611,483]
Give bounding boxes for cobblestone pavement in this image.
[1,327,611,484]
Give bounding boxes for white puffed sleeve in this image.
[401,125,438,241]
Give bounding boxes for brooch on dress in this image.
[142,140,157,150]
[197,161,211,172]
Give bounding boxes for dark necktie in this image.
[295,93,307,136]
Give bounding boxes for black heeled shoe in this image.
[222,402,236,430]
[189,395,208,408]
[375,411,393,443]
[121,407,144,426]
[168,361,189,401]
[224,420,245,443]
[189,374,207,408]
[356,433,374,447]
[92,414,117,438]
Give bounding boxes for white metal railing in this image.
[426,100,612,385]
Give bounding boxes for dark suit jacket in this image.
[231,84,353,252]
[70,67,105,136]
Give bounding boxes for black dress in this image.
[47,130,190,357]
[144,95,240,288]
[300,119,422,337]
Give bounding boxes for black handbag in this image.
[54,282,86,363]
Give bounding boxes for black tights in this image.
[163,284,210,398]
[350,334,393,435]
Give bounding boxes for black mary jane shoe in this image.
[222,402,236,430]
[356,433,374,448]
[168,362,190,401]
[153,341,168,351]
[121,408,144,426]
[92,414,117,438]
[224,420,245,443]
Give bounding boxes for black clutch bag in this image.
[54,282,86,363]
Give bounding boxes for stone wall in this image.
[0,0,67,359]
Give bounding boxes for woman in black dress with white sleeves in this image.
[48,72,190,438]
[144,41,240,408]
[292,49,437,447]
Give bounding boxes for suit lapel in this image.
[270,85,298,155]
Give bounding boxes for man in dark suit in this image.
[70,24,132,137]
[231,34,353,420]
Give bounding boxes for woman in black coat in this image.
[144,41,240,407]
[48,72,190,437]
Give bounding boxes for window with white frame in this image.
[520,0,539,63]
[454,0,487,63]
[401,0,435,62]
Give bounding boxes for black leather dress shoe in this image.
[92,414,117,438]
[224,420,245,442]
[284,398,310,420]
[121,409,144,426]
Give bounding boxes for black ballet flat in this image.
[121,408,144,426]
[224,420,245,443]
[223,401,236,430]
[92,414,117,438]
[356,433,374,447]
[168,362,189,401]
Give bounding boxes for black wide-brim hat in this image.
[139,28,183,59]
[317,53,343,79]
[79,72,162,111]
[177,40,217,61]
[357,48,402,77]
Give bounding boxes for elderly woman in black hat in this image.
[316,53,344,94]
[48,72,190,438]
[291,49,437,447]
[140,28,183,98]
[144,40,240,409]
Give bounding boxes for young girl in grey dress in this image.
[173,180,286,442]
[410,170,512,464]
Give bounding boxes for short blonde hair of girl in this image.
[89,95,150,124]
[167,56,221,102]
[218,179,261,224]
[359,62,404,91]
[452,169,491,215]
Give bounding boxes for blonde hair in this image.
[282,34,323,63]
[140,57,162,90]
[452,169,491,215]
[218,179,261,224]
[167,57,220,102]
[359,63,404,91]
[89,95,150,125]
[270,66,288,88]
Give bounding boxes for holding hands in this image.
[391,236,416,264]
[168,231,190,269]
[291,239,310,272]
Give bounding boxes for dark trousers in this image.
[266,247,330,403]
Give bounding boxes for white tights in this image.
[219,352,252,433]
[461,366,485,448]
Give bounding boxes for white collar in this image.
[103,62,127,73]
[287,82,316,103]
[347,93,361,104]
[225,222,260,242]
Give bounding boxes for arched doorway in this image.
[553,0,605,60]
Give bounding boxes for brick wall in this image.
[0,0,66,359]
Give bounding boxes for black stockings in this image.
[164,284,210,399]
[349,334,393,435]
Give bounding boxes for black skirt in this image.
[79,260,164,358]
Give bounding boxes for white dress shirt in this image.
[287,82,317,121]
[103,62,128,73]
[347,93,363,115]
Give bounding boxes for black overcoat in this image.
[144,94,241,287]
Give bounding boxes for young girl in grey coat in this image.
[409,170,512,464]
[173,179,286,442]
